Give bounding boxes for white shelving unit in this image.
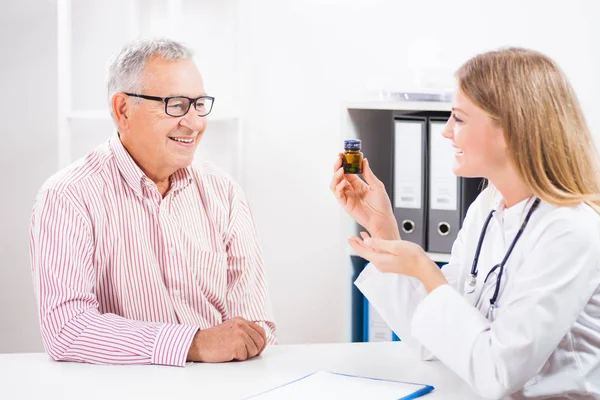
[342,100,452,264]
[343,100,453,344]
[346,100,452,112]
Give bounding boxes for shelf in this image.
[348,249,450,264]
[426,252,451,263]
[346,100,451,112]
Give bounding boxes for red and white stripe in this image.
[29,135,276,366]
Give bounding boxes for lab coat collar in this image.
[494,196,535,218]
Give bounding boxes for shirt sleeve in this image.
[224,183,277,344]
[30,189,198,366]
[410,213,600,399]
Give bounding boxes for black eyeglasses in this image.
[125,93,215,117]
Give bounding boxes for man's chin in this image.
[170,157,195,171]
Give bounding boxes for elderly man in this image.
[29,38,276,366]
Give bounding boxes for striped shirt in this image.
[29,134,276,366]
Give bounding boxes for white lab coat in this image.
[356,188,600,399]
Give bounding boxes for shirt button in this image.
[169,247,176,256]
[173,289,181,297]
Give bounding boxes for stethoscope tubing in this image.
[466,197,541,311]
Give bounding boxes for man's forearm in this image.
[42,308,198,366]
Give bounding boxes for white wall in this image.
[236,0,600,344]
[3,0,600,352]
[0,0,57,352]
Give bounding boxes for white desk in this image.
[0,342,482,399]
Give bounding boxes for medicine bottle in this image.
[343,139,363,174]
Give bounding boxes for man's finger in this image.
[246,321,267,340]
[234,338,250,361]
[246,321,267,349]
[239,322,265,357]
[246,321,268,355]
[257,340,267,356]
[240,329,259,358]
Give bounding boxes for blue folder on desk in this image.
[244,370,434,399]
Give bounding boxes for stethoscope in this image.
[465,197,541,319]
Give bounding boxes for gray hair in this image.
[106,38,194,119]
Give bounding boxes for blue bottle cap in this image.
[344,139,361,150]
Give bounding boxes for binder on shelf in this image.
[392,116,428,247]
[350,255,368,342]
[427,118,484,253]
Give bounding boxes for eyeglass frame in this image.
[124,92,215,117]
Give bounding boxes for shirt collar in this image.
[109,133,193,197]
[170,167,194,192]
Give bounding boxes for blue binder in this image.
[351,255,368,342]
[363,296,401,342]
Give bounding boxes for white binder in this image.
[393,116,428,247]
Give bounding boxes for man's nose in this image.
[180,107,205,131]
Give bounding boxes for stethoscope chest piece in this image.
[486,303,497,321]
[465,274,477,294]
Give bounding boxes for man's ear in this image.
[112,93,131,130]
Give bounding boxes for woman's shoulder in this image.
[538,201,600,238]
[464,188,600,242]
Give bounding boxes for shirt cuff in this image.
[355,262,378,285]
[151,324,199,367]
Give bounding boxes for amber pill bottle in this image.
[342,139,363,174]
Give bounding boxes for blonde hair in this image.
[456,47,600,212]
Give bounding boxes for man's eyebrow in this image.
[166,93,207,98]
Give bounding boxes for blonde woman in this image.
[331,48,600,399]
